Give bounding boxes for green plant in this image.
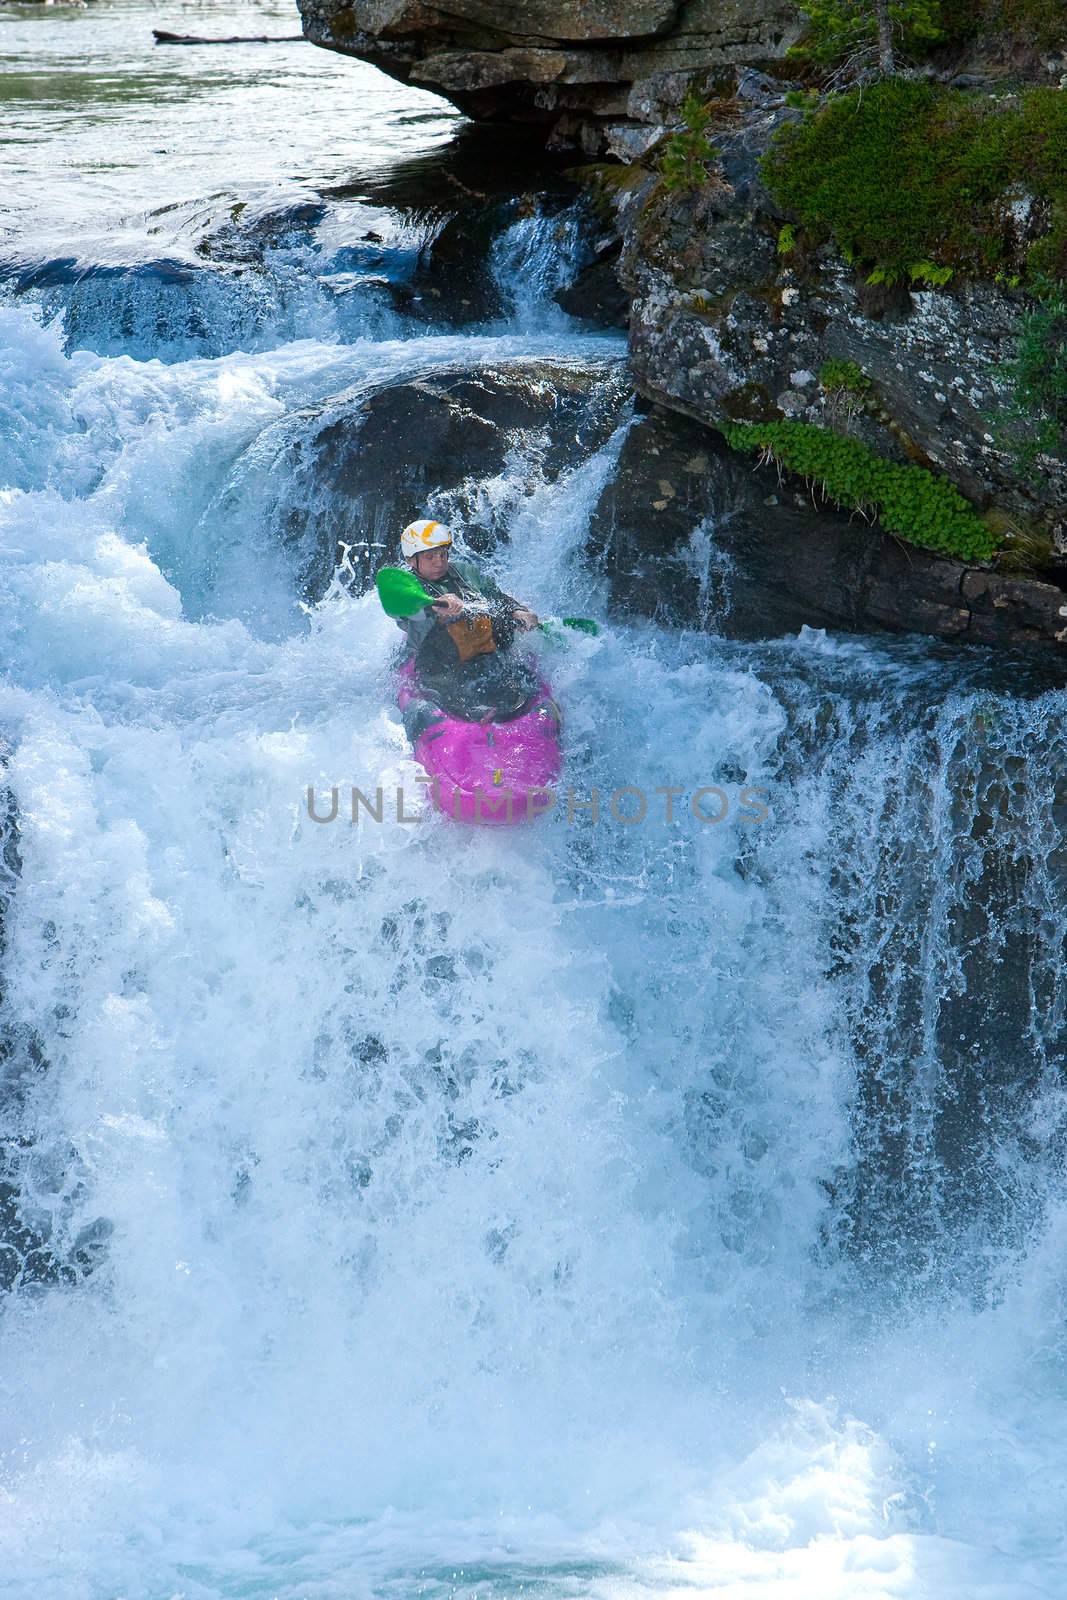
[660,90,719,193]
[722,419,999,561]
[785,89,821,110]
[819,358,871,395]
[907,260,955,286]
[997,278,1067,473]
[762,80,1067,287]
[777,223,798,255]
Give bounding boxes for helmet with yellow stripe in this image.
[400,519,453,559]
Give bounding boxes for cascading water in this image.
[2,5,1067,1598]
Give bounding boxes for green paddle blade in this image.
[539,616,600,640]
[376,566,436,618]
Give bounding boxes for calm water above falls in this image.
[1,5,1066,1599]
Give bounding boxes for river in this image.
[1,3,1066,1597]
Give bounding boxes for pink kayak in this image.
[397,659,562,825]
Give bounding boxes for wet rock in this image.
[589,405,1067,656]
[277,359,631,597]
[554,244,630,326]
[196,197,328,261]
[323,129,589,325]
[0,254,201,290]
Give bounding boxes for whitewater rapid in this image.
[2,6,1067,1598]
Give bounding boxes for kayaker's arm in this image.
[451,560,539,630]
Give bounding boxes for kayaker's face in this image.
[411,546,450,582]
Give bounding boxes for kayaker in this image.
[389,518,541,727]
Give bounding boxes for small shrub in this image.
[777,223,798,255]
[790,0,1065,68]
[785,89,821,110]
[660,90,719,193]
[722,419,999,561]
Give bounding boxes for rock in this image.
[588,405,1067,656]
[603,121,665,161]
[271,359,631,598]
[415,48,571,93]
[297,0,803,152]
[554,245,630,325]
[605,89,1067,550]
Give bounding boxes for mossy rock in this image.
[761,80,1067,288]
[566,162,650,194]
[721,419,1000,563]
[563,162,652,229]
[722,382,780,422]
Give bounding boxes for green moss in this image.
[1026,204,1067,281]
[685,289,737,320]
[722,419,999,562]
[762,80,1067,286]
[721,382,779,421]
[777,223,797,255]
[819,358,871,395]
[566,162,647,194]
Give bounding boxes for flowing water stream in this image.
[2,5,1066,1597]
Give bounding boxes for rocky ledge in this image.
[568,66,1067,653]
[296,0,802,155]
[590,403,1067,656]
[605,74,1067,549]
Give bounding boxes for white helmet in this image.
[401,518,453,559]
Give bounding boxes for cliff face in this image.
[296,0,802,154]
[607,77,1067,553]
[299,1,1067,654]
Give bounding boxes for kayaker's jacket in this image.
[392,558,522,675]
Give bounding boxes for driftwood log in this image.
[152,30,306,45]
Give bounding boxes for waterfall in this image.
[2,6,1066,1598]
